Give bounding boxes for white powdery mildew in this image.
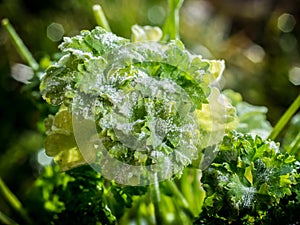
[41,26,229,185]
[238,186,256,209]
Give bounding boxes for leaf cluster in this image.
[26,165,147,225]
[195,131,300,224]
[40,26,226,182]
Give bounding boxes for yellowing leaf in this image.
[131,25,162,42]
[202,59,225,82]
[194,88,238,133]
[45,133,77,156]
[244,165,253,186]
[54,147,87,171]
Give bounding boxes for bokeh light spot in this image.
[244,44,265,63]
[148,5,166,25]
[47,22,64,42]
[277,13,296,33]
[37,149,53,166]
[11,63,33,84]
[279,34,297,52]
[289,66,300,85]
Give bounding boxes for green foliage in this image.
[40,25,227,181]
[1,1,300,225]
[40,26,214,108]
[26,165,147,225]
[43,107,87,171]
[195,131,300,224]
[224,89,272,139]
[49,166,116,225]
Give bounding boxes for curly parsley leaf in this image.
[223,89,272,139]
[26,165,148,225]
[195,131,300,225]
[40,26,228,181]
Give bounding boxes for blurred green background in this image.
[0,0,299,220]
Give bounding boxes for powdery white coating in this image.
[94,32,124,50]
[41,27,229,185]
[71,58,202,184]
[237,186,256,209]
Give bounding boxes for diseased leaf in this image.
[40,26,231,183]
[59,26,129,57]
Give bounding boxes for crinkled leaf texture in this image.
[196,131,300,224]
[44,107,96,171]
[131,24,163,42]
[224,89,272,139]
[26,165,147,225]
[40,26,230,182]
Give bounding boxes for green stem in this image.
[166,180,189,208]
[192,169,205,214]
[92,4,111,32]
[136,199,143,225]
[288,132,300,155]
[162,0,184,41]
[166,180,194,218]
[0,177,31,224]
[0,210,18,225]
[2,19,39,71]
[268,94,300,140]
[151,174,163,225]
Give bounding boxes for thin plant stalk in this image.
[2,19,39,71]
[162,0,184,41]
[151,174,163,225]
[269,94,300,140]
[166,180,194,218]
[288,132,300,155]
[0,177,31,224]
[0,210,18,225]
[192,169,205,215]
[93,4,111,32]
[165,180,188,208]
